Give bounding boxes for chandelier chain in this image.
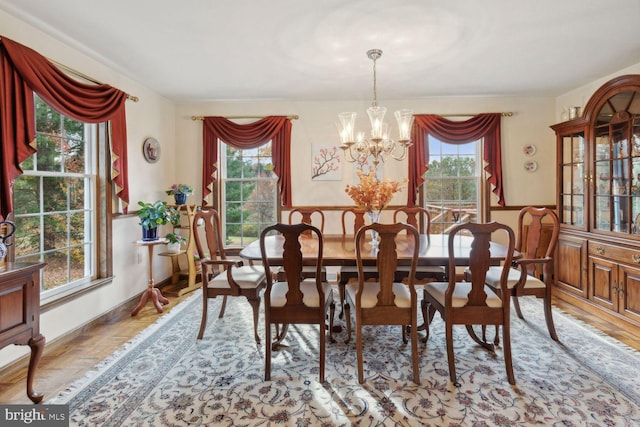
[372,56,378,107]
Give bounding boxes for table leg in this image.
[26,334,45,404]
[131,243,170,316]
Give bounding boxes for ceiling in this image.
[1,0,640,102]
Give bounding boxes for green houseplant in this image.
[166,183,193,205]
[137,201,179,241]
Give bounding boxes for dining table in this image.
[239,233,516,277]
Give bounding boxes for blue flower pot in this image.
[174,193,187,205]
[142,227,158,241]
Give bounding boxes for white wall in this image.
[0,10,178,368]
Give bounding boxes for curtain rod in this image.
[191,114,299,121]
[47,59,139,102]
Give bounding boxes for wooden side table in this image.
[131,239,170,316]
[0,262,47,403]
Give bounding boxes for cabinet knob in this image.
[595,246,605,255]
[633,254,640,263]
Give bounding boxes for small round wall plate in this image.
[524,160,538,172]
[523,144,537,156]
[143,137,160,163]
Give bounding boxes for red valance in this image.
[408,113,504,206]
[0,36,129,216]
[202,116,292,208]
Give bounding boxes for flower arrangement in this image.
[165,183,193,196]
[345,171,406,213]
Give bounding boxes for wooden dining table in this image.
[240,233,515,276]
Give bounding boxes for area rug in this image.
[48,290,640,426]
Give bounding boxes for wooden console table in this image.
[131,239,170,316]
[0,262,47,403]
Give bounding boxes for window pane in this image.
[69,177,86,210]
[225,148,242,178]
[242,158,258,178]
[43,176,68,212]
[14,216,41,256]
[13,175,40,214]
[225,182,241,202]
[64,138,86,173]
[63,117,85,140]
[70,244,88,282]
[36,135,63,171]
[35,99,61,133]
[70,212,87,245]
[43,249,69,290]
[44,213,67,251]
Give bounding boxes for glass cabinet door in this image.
[593,90,640,235]
[560,130,585,227]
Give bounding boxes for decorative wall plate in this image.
[524,160,538,172]
[143,137,160,163]
[523,144,537,156]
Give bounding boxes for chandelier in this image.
[338,49,414,167]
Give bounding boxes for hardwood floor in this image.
[0,292,639,405]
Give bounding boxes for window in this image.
[12,95,110,303]
[220,143,277,246]
[423,135,483,233]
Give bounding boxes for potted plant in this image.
[165,232,185,253]
[137,200,178,241]
[166,183,193,205]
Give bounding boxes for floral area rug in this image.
[48,289,640,426]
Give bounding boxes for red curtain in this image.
[202,116,292,207]
[0,36,129,216]
[408,113,504,206]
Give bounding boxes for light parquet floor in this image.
[0,292,639,405]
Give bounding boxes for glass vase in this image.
[367,211,381,247]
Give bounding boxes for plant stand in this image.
[159,204,201,296]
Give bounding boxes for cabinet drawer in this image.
[588,242,640,266]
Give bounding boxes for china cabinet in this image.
[552,74,640,329]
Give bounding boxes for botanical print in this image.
[311,145,341,180]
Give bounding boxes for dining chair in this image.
[288,208,325,233]
[422,221,516,385]
[260,222,335,382]
[337,208,377,319]
[482,206,561,341]
[344,222,421,384]
[192,208,267,343]
[393,207,446,282]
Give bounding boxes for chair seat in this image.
[269,279,333,307]
[345,282,412,308]
[209,265,267,289]
[424,281,503,308]
[485,266,545,289]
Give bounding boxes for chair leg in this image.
[411,319,420,385]
[338,282,346,319]
[445,322,458,385]
[344,302,352,344]
[512,295,524,319]
[328,301,336,343]
[197,293,209,340]
[465,325,494,351]
[402,325,408,344]
[265,322,272,381]
[356,317,364,384]
[319,319,326,383]
[247,295,261,344]
[502,317,516,385]
[421,301,435,343]
[543,290,559,341]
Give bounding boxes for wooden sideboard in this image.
[0,262,46,403]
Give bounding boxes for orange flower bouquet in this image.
[345,171,406,214]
